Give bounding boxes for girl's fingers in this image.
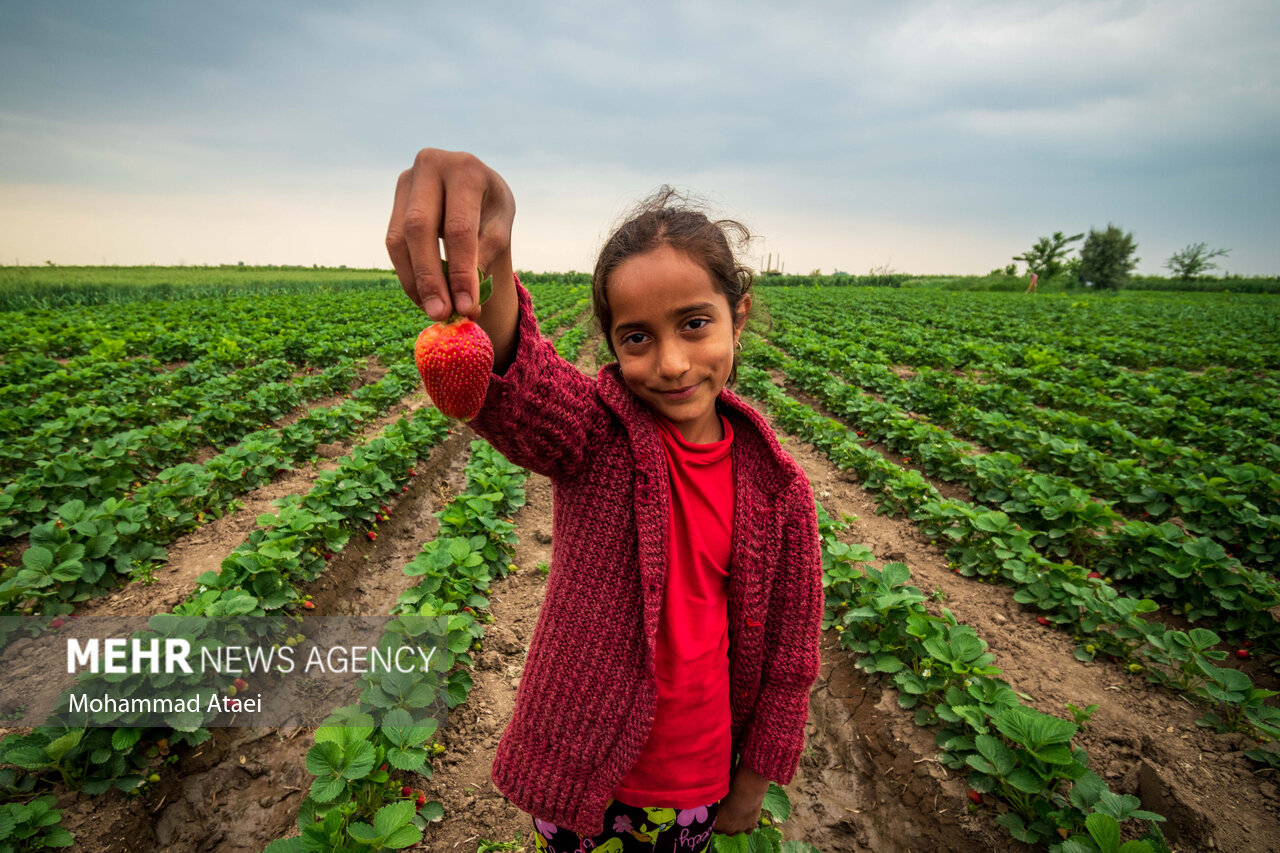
[387,148,515,322]
[401,154,450,321]
[439,159,488,318]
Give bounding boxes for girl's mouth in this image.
[657,384,698,400]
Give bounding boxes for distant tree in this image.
[1013,231,1084,282]
[1079,224,1139,290]
[1165,242,1230,281]
[1062,257,1082,288]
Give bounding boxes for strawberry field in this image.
[1,272,1279,852]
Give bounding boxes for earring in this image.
[734,339,743,352]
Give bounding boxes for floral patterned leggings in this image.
[532,797,721,852]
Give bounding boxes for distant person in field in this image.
[387,149,822,849]
[1026,272,1038,293]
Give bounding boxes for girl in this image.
[386,149,823,851]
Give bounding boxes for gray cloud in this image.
[1,0,1277,273]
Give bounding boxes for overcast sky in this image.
[2,0,1277,275]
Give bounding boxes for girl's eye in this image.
[686,318,709,331]
[622,332,646,346]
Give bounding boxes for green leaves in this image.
[0,794,74,849]
[305,740,377,802]
[17,544,84,589]
[993,706,1078,764]
[381,709,437,772]
[346,800,422,849]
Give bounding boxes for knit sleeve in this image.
[467,278,609,481]
[738,477,824,784]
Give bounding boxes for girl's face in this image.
[607,245,749,444]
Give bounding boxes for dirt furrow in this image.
[53,416,474,853]
[0,386,432,735]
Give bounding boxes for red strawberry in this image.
[367,531,377,541]
[302,600,315,610]
[416,792,427,807]
[401,786,412,797]
[1237,649,1250,659]
[1036,616,1050,626]
[416,319,493,420]
[967,789,982,805]
[49,618,65,629]
[415,268,495,420]
[234,678,248,691]
[1088,571,1102,579]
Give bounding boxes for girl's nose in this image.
[656,339,689,379]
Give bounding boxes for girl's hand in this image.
[386,148,516,323]
[713,765,769,835]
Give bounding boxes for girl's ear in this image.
[733,294,752,336]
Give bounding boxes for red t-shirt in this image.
[614,412,735,807]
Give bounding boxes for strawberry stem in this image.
[439,260,495,308]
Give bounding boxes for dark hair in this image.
[592,186,755,385]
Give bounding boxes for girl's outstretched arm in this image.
[386,148,520,373]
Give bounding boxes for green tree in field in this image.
[1079,224,1139,290]
[1165,242,1230,281]
[1013,231,1084,282]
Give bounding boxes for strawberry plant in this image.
[0,794,74,850]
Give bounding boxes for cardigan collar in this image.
[595,362,800,499]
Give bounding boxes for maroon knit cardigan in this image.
[468,281,823,836]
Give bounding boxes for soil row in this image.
[53,407,475,852]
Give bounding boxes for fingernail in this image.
[425,297,444,318]
[455,293,473,314]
